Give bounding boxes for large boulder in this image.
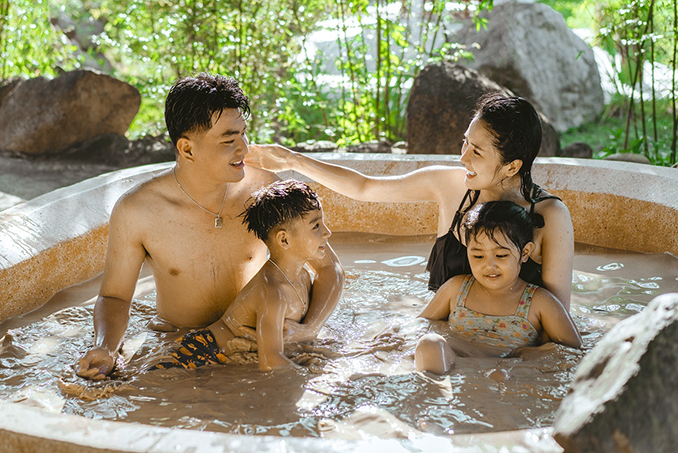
[456,2,604,132]
[553,293,678,452]
[406,62,559,156]
[0,70,140,156]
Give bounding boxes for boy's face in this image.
[287,207,331,261]
[467,230,531,291]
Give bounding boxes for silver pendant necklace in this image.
[173,167,228,228]
[269,259,308,315]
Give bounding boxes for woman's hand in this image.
[245,144,295,172]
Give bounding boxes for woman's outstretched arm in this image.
[246,144,465,204]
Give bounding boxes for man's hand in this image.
[245,144,294,172]
[76,346,116,380]
[283,319,317,343]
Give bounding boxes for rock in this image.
[406,62,559,156]
[561,141,593,159]
[0,69,140,156]
[455,2,604,132]
[407,63,507,155]
[392,141,408,155]
[0,192,24,211]
[553,293,678,453]
[291,140,339,153]
[347,141,392,153]
[60,133,175,167]
[0,78,22,105]
[603,153,652,165]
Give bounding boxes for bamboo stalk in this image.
[376,0,382,139]
[672,0,678,163]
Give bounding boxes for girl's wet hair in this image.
[474,93,544,203]
[241,180,321,242]
[462,201,539,252]
[165,73,250,147]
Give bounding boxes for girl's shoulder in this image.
[437,274,468,298]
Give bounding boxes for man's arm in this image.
[76,197,147,379]
[284,244,344,343]
[256,288,295,371]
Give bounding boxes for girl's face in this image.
[467,230,533,291]
[459,118,518,192]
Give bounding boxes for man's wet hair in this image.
[165,73,250,147]
[241,180,321,242]
[462,200,539,252]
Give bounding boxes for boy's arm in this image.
[256,287,296,371]
[76,197,147,380]
[418,276,461,320]
[284,244,344,343]
[534,289,582,349]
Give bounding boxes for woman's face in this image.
[460,118,515,192]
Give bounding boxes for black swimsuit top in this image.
[426,189,561,292]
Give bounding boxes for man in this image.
[76,74,344,380]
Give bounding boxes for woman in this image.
[246,95,574,310]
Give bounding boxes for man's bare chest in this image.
[140,213,262,277]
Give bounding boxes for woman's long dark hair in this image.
[451,94,547,238]
[475,93,544,205]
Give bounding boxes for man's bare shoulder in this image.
[112,170,174,217]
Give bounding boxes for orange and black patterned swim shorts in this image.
[153,329,228,370]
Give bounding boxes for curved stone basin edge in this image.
[1,154,676,452]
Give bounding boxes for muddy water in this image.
[1,234,677,441]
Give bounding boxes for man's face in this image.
[188,108,249,183]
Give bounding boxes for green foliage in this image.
[538,1,596,29]
[547,0,678,166]
[0,0,81,79]
[561,96,677,166]
[0,0,491,146]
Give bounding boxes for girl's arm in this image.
[246,144,464,204]
[539,199,575,311]
[418,276,463,320]
[532,288,582,349]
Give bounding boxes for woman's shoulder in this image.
[530,285,566,314]
[533,190,572,221]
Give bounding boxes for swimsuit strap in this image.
[515,283,538,317]
[456,274,475,308]
[529,186,562,214]
[449,189,479,234]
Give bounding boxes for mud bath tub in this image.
[1,155,677,452]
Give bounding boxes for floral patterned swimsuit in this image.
[448,275,540,350]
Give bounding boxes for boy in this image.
[156,180,339,371]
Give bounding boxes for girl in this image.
[415,201,581,374]
[246,94,574,310]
